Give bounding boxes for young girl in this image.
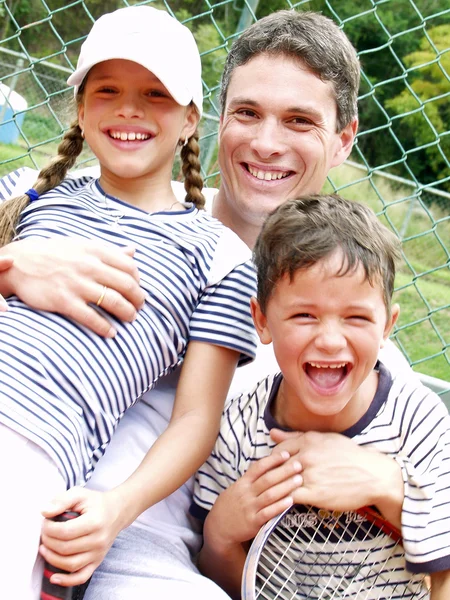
[0,6,256,599]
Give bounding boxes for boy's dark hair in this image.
[220,10,360,132]
[253,195,402,317]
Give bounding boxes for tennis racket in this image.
[242,504,429,599]
[40,511,84,600]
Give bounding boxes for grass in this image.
[325,163,450,383]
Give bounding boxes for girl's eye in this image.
[97,87,116,94]
[147,89,167,98]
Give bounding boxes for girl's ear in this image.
[250,297,273,345]
[380,303,400,348]
[181,104,200,142]
[78,104,85,135]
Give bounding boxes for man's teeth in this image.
[248,166,289,180]
[308,362,347,369]
[110,131,150,141]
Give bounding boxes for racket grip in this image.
[40,511,80,600]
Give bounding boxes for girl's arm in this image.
[40,341,240,586]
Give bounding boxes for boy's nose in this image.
[314,325,346,353]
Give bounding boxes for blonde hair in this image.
[0,97,205,246]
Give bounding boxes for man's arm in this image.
[0,238,145,336]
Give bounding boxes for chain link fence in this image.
[0,0,449,399]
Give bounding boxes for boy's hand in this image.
[270,429,403,523]
[40,487,125,586]
[204,450,302,551]
[1,238,146,337]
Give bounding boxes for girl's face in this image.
[78,59,198,195]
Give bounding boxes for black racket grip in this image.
[40,511,80,600]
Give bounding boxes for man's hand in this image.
[40,487,126,586]
[0,253,13,311]
[270,428,403,527]
[0,238,146,337]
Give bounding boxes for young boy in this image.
[191,195,450,599]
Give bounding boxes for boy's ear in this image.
[380,303,400,348]
[250,297,272,345]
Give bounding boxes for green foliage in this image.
[386,24,450,196]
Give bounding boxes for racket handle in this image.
[40,511,80,600]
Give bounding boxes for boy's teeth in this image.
[248,166,289,180]
[308,362,347,369]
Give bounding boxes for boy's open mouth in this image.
[304,362,350,390]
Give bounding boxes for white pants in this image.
[0,424,65,600]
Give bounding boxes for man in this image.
[0,10,407,598]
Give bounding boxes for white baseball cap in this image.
[67,6,203,116]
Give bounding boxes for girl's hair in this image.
[0,118,84,246]
[181,128,205,209]
[0,100,205,246]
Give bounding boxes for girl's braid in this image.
[181,129,205,209]
[0,120,84,246]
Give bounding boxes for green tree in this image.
[386,24,450,194]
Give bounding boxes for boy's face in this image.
[251,251,399,432]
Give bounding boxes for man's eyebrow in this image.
[227,97,325,120]
[227,97,259,108]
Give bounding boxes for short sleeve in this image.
[396,387,450,573]
[188,259,257,365]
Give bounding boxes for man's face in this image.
[218,54,357,229]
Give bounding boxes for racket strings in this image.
[251,506,429,600]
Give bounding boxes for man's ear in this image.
[380,303,400,348]
[330,117,358,169]
[250,297,272,345]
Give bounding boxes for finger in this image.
[257,472,303,509]
[62,301,117,338]
[92,286,139,322]
[42,487,85,519]
[252,458,303,498]
[40,545,95,584]
[256,496,294,526]
[49,563,96,587]
[92,244,140,283]
[270,428,303,444]
[0,294,8,312]
[0,255,14,271]
[244,450,292,484]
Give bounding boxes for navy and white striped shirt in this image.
[0,173,257,487]
[192,362,450,586]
